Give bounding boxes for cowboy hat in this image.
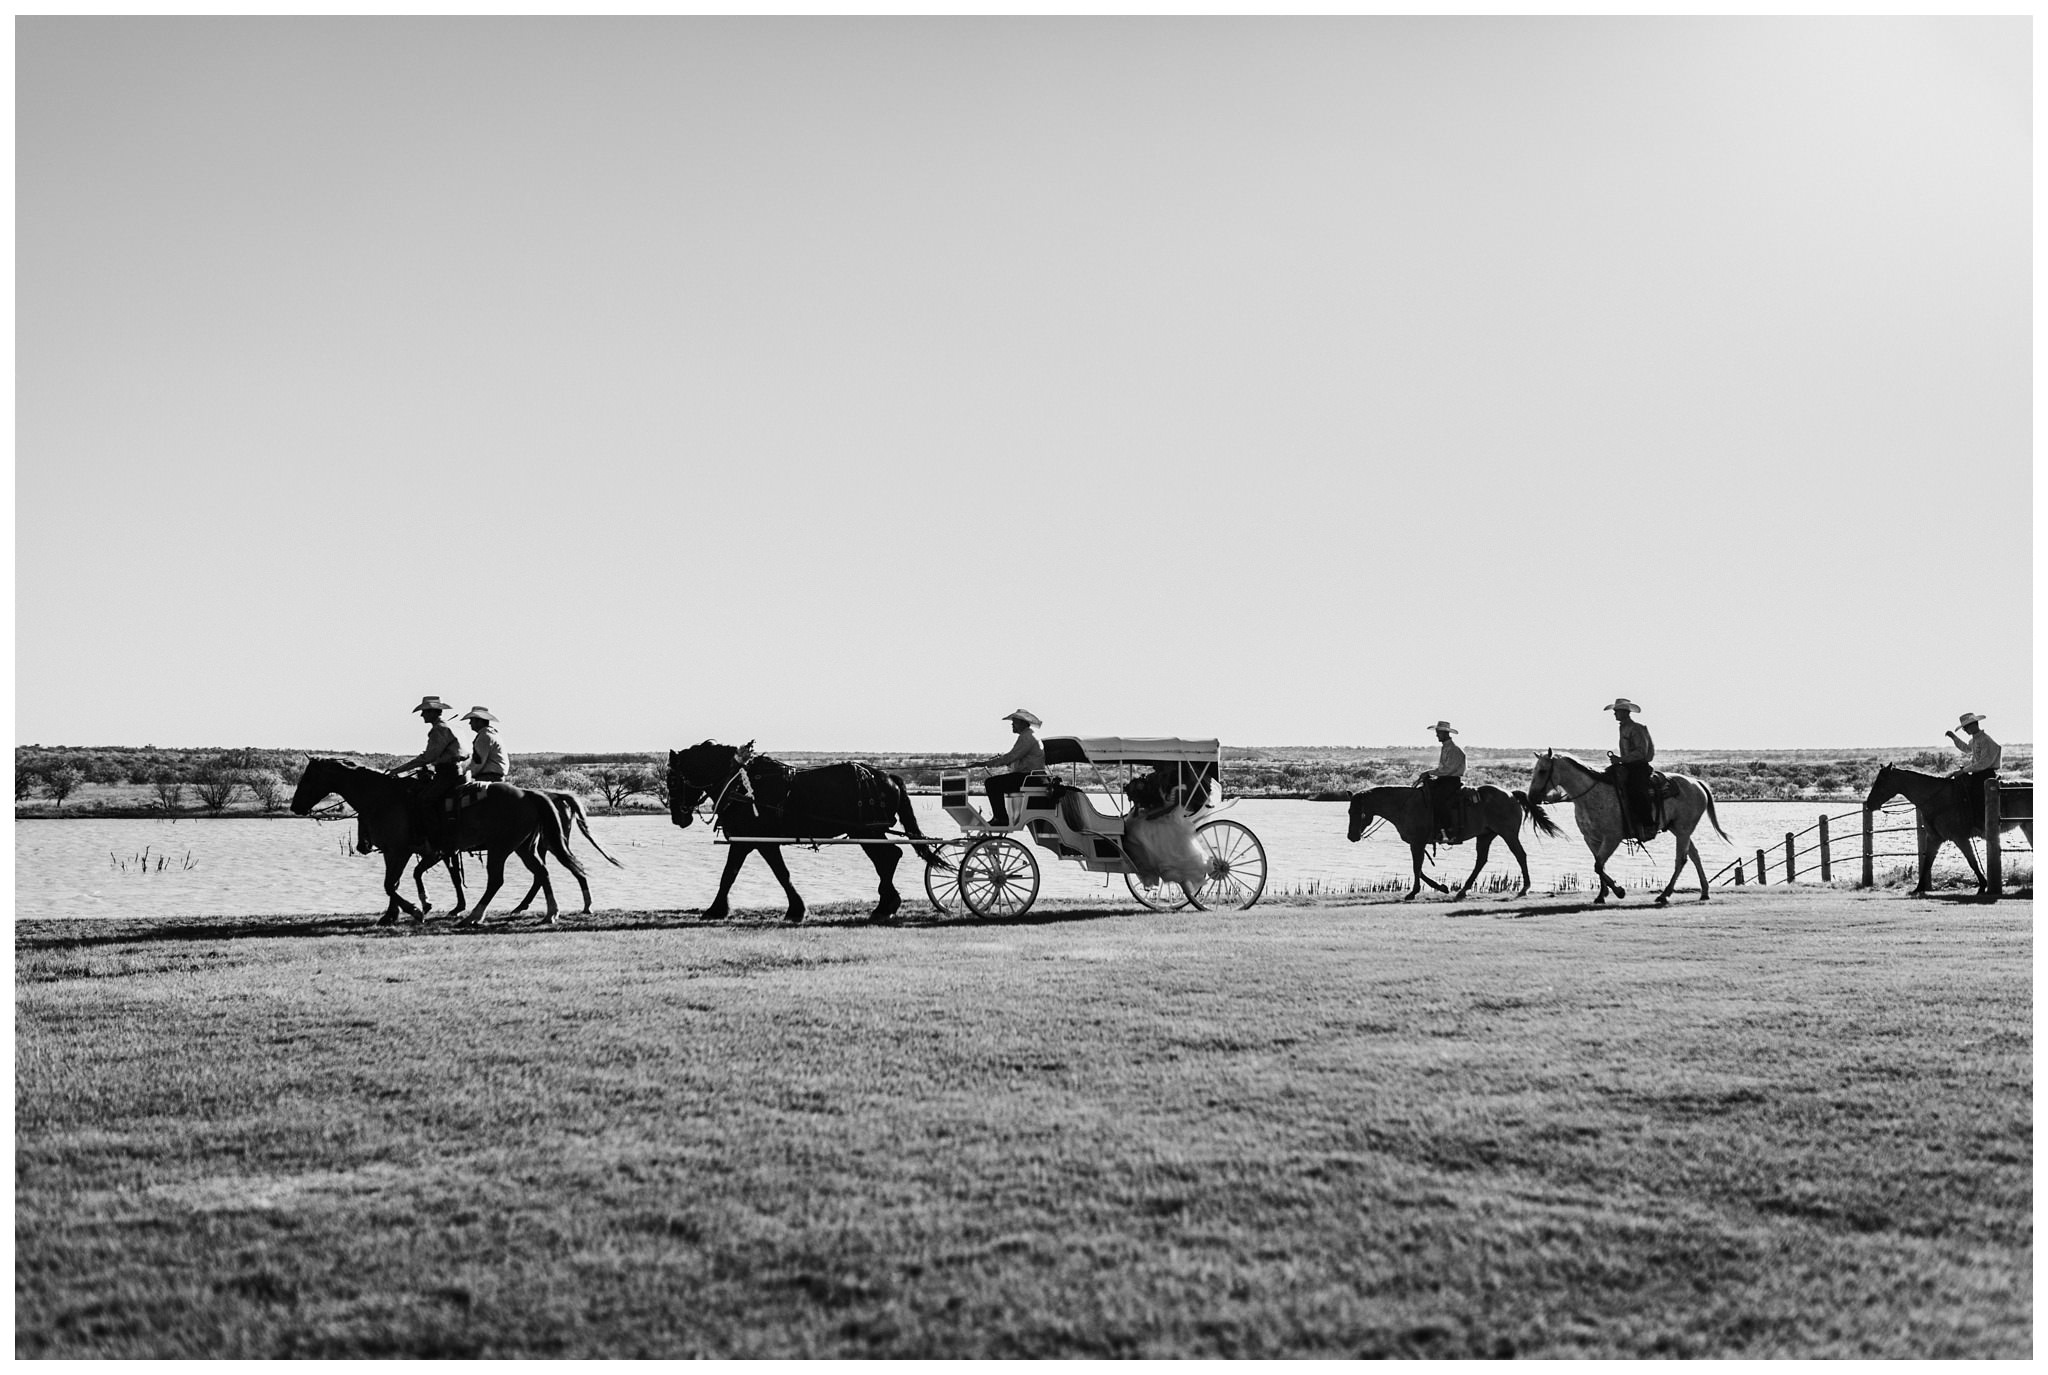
[1429,721,1458,734]
[1604,699,1641,713]
[463,706,498,724]
[1003,709,1043,726]
[411,695,457,715]
[1958,712,1986,727]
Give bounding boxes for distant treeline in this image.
[15,742,2030,817]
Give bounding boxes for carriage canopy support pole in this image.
[1861,807,1874,888]
[1818,815,1831,883]
[1984,778,2002,902]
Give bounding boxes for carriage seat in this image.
[1054,787,1125,838]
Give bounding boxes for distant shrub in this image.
[151,773,186,816]
[244,770,286,813]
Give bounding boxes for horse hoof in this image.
[1654,895,1670,907]
[378,913,399,927]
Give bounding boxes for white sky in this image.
[15,17,2033,755]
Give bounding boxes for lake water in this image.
[13,796,1976,922]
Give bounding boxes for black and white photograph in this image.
[14,15,2031,1358]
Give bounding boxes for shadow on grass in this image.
[15,901,1134,951]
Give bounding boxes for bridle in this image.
[1536,753,1603,805]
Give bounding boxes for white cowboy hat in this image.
[1429,721,1458,734]
[1958,712,1986,727]
[1003,709,1043,726]
[411,695,457,715]
[1604,699,1641,713]
[463,706,498,724]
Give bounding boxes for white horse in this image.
[1527,750,1730,905]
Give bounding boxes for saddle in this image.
[1603,761,1671,842]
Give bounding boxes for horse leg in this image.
[380,849,423,925]
[1502,831,1532,896]
[515,841,559,924]
[413,854,436,917]
[1953,828,1988,894]
[446,852,467,917]
[705,844,751,921]
[1591,836,1622,903]
[517,831,589,915]
[1688,839,1711,902]
[464,850,510,926]
[758,845,806,925]
[1404,844,1426,900]
[865,843,904,924]
[1655,826,1691,905]
[1912,823,1939,895]
[549,834,592,915]
[1456,833,1493,900]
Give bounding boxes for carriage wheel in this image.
[1191,820,1267,910]
[924,839,972,915]
[958,837,1040,920]
[1125,870,1197,912]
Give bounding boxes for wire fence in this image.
[1709,795,2033,890]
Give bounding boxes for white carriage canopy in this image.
[1041,736,1221,767]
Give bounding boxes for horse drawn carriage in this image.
[928,736,1268,919]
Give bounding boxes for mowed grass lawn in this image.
[16,889,2031,1357]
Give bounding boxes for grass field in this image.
[15,889,2032,1357]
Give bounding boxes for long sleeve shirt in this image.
[1954,730,2001,772]
[468,728,507,779]
[393,722,464,775]
[1617,720,1655,765]
[982,730,1045,774]
[1425,741,1466,778]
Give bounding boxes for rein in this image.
[1540,758,1606,805]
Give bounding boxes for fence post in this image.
[1733,858,1745,885]
[1916,812,1932,892]
[1861,807,1874,888]
[1757,848,1768,886]
[1984,778,2002,902]
[1818,815,1831,882]
[1784,832,1797,884]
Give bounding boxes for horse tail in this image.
[557,791,624,868]
[1699,779,1731,844]
[1515,790,1563,840]
[889,772,951,869]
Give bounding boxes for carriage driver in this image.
[977,709,1045,826]
[387,695,466,840]
[1945,712,2001,820]
[1415,721,1465,843]
[464,707,507,783]
[1608,698,1655,837]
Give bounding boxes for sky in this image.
[15,17,2033,755]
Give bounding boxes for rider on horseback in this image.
[1945,711,2001,821]
[463,706,507,783]
[1607,699,1656,840]
[1415,721,1465,843]
[387,695,466,846]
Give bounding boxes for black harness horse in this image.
[667,741,948,924]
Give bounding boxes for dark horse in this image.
[1865,764,2034,896]
[1346,783,1561,900]
[667,741,948,924]
[431,789,625,919]
[291,758,587,926]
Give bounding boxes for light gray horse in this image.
[1527,750,1729,905]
